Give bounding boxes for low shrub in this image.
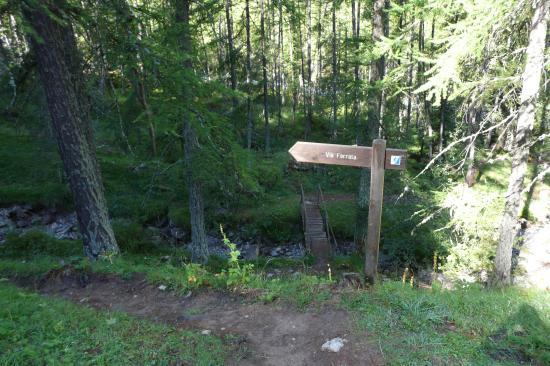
[1,230,80,258]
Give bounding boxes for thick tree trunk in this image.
[174,0,209,262]
[493,0,548,286]
[24,1,119,259]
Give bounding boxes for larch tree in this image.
[225,0,238,107]
[22,0,119,259]
[174,0,209,262]
[492,0,548,287]
[260,0,270,152]
[354,0,387,255]
[245,0,254,150]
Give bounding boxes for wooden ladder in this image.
[300,185,331,266]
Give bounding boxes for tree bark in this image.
[355,0,386,253]
[439,92,445,153]
[305,0,313,139]
[492,0,548,286]
[245,0,253,150]
[331,0,338,139]
[225,0,238,107]
[24,1,119,259]
[276,0,283,132]
[174,0,209,262]
[260,0,270,152]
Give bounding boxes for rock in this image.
[239,244,259,260]
[47,212,80,240]
[339,272,362,288]
[158,285,167,291]
[201,329,211,335]
[270,247,282,257]
[169,227,185,241]
[41,210,57,225]
[321,338,346,353]
[433,273,454,290]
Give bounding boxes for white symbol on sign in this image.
[390,155,401,166]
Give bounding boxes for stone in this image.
[201,329,211,335]
[158,285,167,291]
[339,272,362,288]
[270,247,282,257]
[321,338,346,353]
[240,244,259,260]
[169,227,185,241]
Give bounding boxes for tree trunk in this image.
[331,0,338,139]
[245,0,253,150]
[276,0,283,133]
[315,0,322,103]
[492,0,548,287]
[305,0,313,139]
[225,0,238,107]
[355,0,386,253]
[174,0,209,262]
[439,92,446,153]
[24,1,119,259]
[352,0,361,140]
[260,0,270,152]
[297,9,309,136]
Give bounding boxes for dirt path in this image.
[16,270,382,366]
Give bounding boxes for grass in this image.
[343,281,550,365]
[1,249,549,365]
[0,282,227,365]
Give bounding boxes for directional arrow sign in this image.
[288,141,407,170]
[290,139,407,284]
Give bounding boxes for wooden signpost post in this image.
[289,139,407,284]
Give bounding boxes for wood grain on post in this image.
[365,139,386,284]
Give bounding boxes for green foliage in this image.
[0,256,62,276]
[249,197,301,243]
[439,161,509,280]
[220,225,254,288]
[167,206,191,230]
[0,282,227,365]
[251,274,332,310]
[112,220,159,254]
[0,130,70,208]
[1,231,80,258]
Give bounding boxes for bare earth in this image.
[17,270,383,366]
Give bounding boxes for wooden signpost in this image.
[289,139,407,284]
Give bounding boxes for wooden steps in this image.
[301,194,331,266]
